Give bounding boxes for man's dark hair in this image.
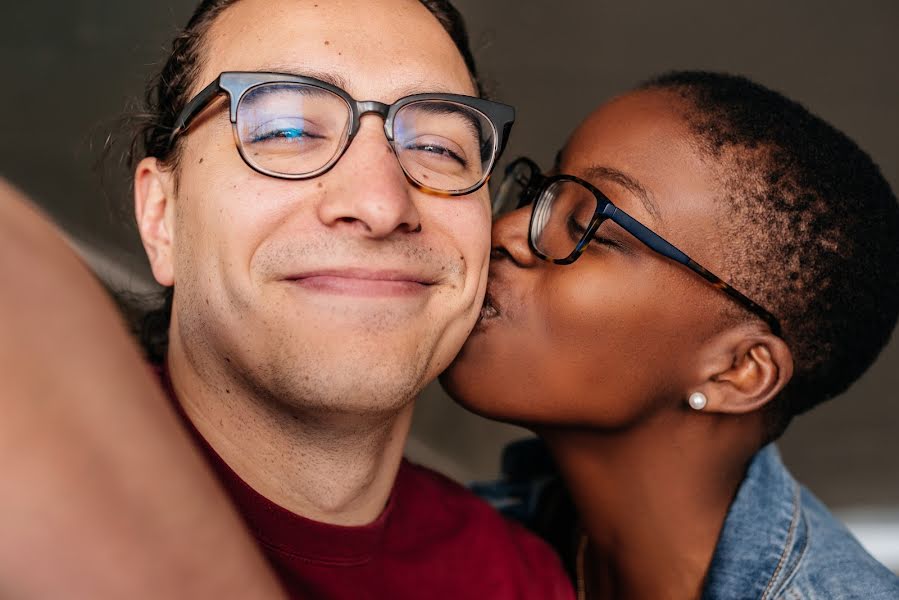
[639,71,899,437]
[125,0,483,364]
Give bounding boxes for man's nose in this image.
[491,206,537,268]
[315,116,421,238]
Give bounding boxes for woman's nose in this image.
[491,206,538,268]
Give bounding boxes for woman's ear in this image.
[134,157,176,287]
[690,324,793,415]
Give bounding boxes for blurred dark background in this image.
[2,0,896,566]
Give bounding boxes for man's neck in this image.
[540,414,759,600]
[167,348,414,527]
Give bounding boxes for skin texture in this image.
[0,178,286,599]
[135,0,491,525]
[442,90,794,599]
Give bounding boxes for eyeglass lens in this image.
[236,83,352,176]
[530,180,598,260]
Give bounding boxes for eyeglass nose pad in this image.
[517,178,537,209]
[492,160,539,218]
[356,101,391,121]
[354,100,400,159]
[490,177,523,218]
[351,101,394,148]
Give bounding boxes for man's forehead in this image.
[198,0,475,100]
[247,63,464,98]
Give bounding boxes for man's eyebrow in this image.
[582,164,661,224]
[254,65,352,92]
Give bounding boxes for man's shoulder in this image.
[775,487,899,599]
[396,459,544,538]
[397,459,476,499]
[392,460,575,599]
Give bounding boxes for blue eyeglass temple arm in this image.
[503,155,783,337]
[606,205,783,336]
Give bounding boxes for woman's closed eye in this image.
[590,234,623,249]
[566,215,623,250]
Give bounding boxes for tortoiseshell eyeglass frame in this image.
[498,157,782,337]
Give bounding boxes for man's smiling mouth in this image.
[286,268,435,298]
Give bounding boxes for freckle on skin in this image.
[317,182,323,188]
[198,157,204,164]
[324,40,330,46]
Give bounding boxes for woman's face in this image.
[442,90,737,429]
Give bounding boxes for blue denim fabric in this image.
[704,444,899,599]
[474,440,898,599]
[470,438,559,524]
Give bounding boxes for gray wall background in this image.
[1,1,896,513]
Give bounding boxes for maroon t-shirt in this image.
[163,373,574,599]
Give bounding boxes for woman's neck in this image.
[540,414,759,600]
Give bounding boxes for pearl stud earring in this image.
[688,392,708,411]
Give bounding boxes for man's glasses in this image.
[493,157,782,336]
[167,72,515,196]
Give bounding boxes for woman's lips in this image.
[476,291,501,326]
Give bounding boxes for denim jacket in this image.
[703,444,898,599]
[473,441,899,599]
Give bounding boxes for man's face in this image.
[146,0,491,412]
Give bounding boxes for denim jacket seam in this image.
[772,516,812,600]
[786,587,803,600]
[760,480,802,600]
[779,510,811,594]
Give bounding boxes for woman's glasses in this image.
[493,157,782,336]
[168,72,515,196]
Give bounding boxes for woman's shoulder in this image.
[706,445,898,599]
[773,486,899,599]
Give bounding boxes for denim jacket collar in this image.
[702,444,808,600]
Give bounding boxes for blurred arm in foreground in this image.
[0,178,286,599]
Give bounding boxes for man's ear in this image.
[135,157,176,287]
[690,324,794,415]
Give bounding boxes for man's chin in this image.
[262,344,429,411]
